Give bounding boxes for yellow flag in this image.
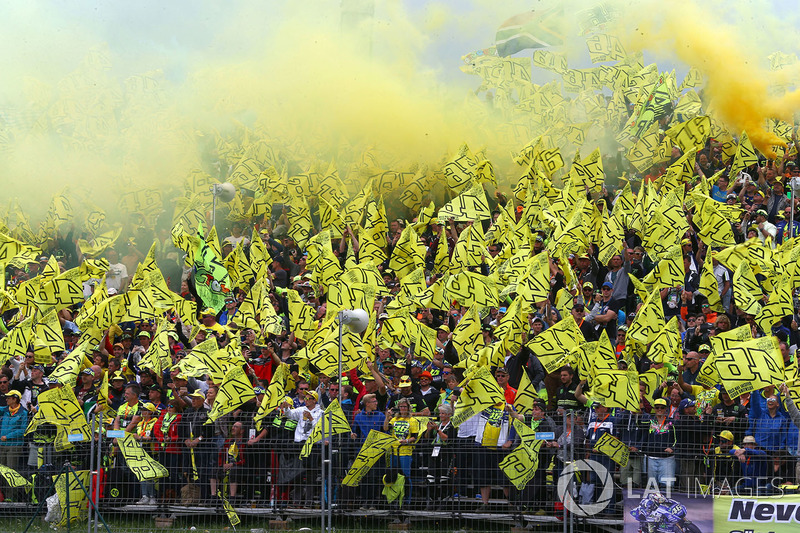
[34,308,65,361]
[287,289,318,342]
[514,370,538,415]
[26,387,91,452]
[519,252,551,304]
[700,256,724,312]
[696,325,753,388]
[53,470,91,526]
[118,433,169,480]
[715,336,783,398]
[734,260,764,301]
[0,316,34,361]
[287,196,312,249]
[342,430,396,486]
[207,366,255,424]
[219,490,241,527]
[626,287,665,345]
[437,183,491,222]
[36,267,85,311]
[696,197,735,248]
[254,363,290,431]
[450,223,487,273]
[597,214,624,266]
[755,282,793,334]
[569,148,604,193]
[586,33,627,63]
[665,116,711,153]
[443,143,478,194]
[452,306,484,361]
[526,315,585,373]
[446,271,498,308]
[589,369,640,411]
[48,342,91,389]
[389,225,426,280]
[306,316,368,376]
[593,432,630,467]
[730,131,759,178]
[647,317,682,367]
[452,366,504,427]
[0,464,31,488]
[642,244,684,291]
[300,399,351,458]
[500,419,543,490]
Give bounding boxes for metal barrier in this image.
[0,407,637,533]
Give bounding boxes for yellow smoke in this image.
[617,0,798,157]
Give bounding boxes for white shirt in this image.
[106,262,128,292]
[285,404,323,442]
[758,221,777,248]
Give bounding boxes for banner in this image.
[342,430,396,486]
[118,433,169,481]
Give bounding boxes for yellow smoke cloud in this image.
[617,0,798,157]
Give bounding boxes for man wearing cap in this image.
[74,368,97,407]
[200,308,227,337]
[587,281,621,341]
[14,364,49,411]
[108,372,128,410]
[418,371,440,413]
[711,430,740,486]
[218,296,238,326]
[0,390,28,499]
[643,398,677,490]
[180,390,215,501]
[732,436,768,491]
[754,209,777,248]
[387,376,430,416]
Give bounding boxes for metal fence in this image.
[0,408,635,533]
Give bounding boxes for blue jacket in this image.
[731,447,768,489]
[0,406,28,446]
[748,394,789,452]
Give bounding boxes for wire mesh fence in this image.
[0,406,636,533]
[7,392,799,533]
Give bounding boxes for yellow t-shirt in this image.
[390,416,419,456]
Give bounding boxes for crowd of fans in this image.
[1,143,800,518]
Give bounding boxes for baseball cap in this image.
[174,373,188,381]
[719,430,734,441]
[81,368,95,376]
[494,366,510,375]
[698,344,711,353]
[438,325,450,333]
[756,209,768,217]
[306,390,319,401]
[583,282,593,290]
[601,281,613,289]
[254,386,266,395]
[138,331,151,338]
[5,390,21,399]
[399,375,412,388]
[141,402,158,412]
[110,372,126,381]
[31,364,45,372]
[681,238,691,246]
[742,436,757,444]
[653,398,667,407]
[202,308,216,316]
[498,307,507,313]
[188,391,205,400]
[420,371,432,380]
[679,398,695,410]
